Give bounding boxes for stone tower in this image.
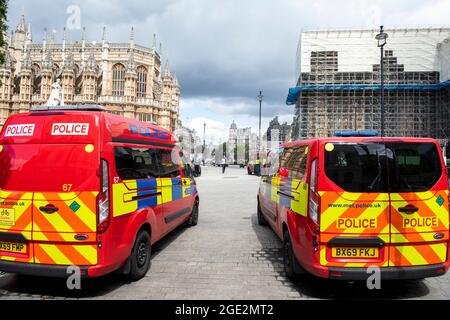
[82,51,98,103]
[18,49,32,113]
[61,50,75,103]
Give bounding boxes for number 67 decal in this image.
[62,184,73,192]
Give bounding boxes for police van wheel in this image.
[128,230,151,281]
[257,201,266,226]
[187,205,199,227]
[283,231,304,279]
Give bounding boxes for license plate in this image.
[332,247,379,258]
[0,241,27,254]
[0,208,15,226]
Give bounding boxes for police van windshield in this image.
[324,142,442,193]
[0,144,99,192]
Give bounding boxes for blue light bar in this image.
[31,105,104,112]
[334,130,379,137]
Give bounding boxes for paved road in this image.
[0,166,449,299]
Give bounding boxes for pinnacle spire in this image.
[16,12,26,33]
[172,72,179,87]
[42,48,53,70]
[86,49,97,71]
[22,49,32,70]
[127,48,136,71]
[152,33,157,50]
[26,23,32,41]
[64,50,75,69]
[130,27,135,49]
[163,59,171,77]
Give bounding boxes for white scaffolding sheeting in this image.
[297,28,450,75]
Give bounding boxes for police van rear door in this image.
[387,141,448,267]
[320,142,391,268]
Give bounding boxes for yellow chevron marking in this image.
[320,247,327,266]
[34,196,75,233]
[62,193,97,231]
[429,243,447,262]
[417,192,449,229]
[344,262,367,267]
[57,192,78,201]
[38,244,72,265]
[73,245,97,265]
[394,245,428,266]
[0,256,16,261]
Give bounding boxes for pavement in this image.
[0,166,450,300]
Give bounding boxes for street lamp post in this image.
[257,91,263,157]
[203,122,206,164]
[376,26,388,137]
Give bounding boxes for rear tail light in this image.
[97,159,110,234]
[308,159,320,232]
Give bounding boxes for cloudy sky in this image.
[7,0,450,143]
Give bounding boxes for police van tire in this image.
[283,231,304,279]
[257,201,266,226]
[127,230,152,281]
[186,205,199,227]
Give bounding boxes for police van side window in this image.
[266,148,283,176]
[280,146,308,180]
[158,149,181,178]
[114,147,160,180]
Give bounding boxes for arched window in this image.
[112,63,125,96]
[137,66,148,98]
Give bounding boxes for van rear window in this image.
[324,143,387,193]
[387,143,442,192]
[324,142,442,193]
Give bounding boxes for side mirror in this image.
[279,167,289,178]
[194,164,202,177]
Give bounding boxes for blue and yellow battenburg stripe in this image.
[112,178,197,218]
[260,176,309,217]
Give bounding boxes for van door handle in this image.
[398,205,418,214]
[39,204,59,214]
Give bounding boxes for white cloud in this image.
[185,117,228,144]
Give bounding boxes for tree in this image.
[0,0,8,65]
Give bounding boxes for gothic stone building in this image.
[0,14,180,132]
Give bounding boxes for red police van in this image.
[258,132,449,280]
[0,105,200,280]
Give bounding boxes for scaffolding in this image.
[289,28,450,141]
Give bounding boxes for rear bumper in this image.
[328,264,447,280]
[0,260,89,278]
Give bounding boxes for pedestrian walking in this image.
[221,157,227,174]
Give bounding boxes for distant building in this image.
[287,27,450,142]
[176,125,201,161]
[228,121,257,163]
[1,14,180,131]
[264,116,291,146]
